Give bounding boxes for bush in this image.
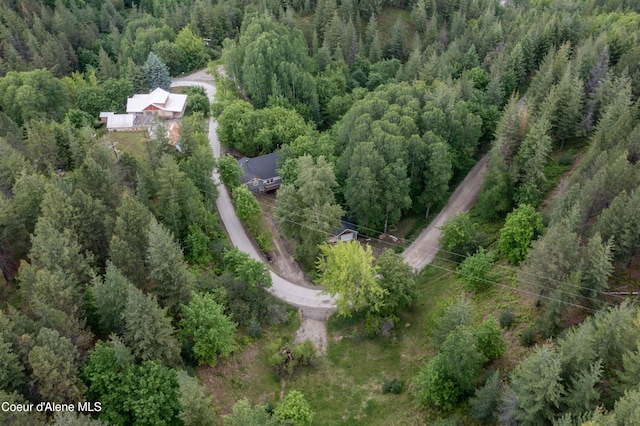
[414,354,461,410]
[499,308,515,329]
[498,204,544,265]
[458,248,495,291]
[439,212,480,256]
[256,232,274,253]
[431,296,473,347]
[364,313,396,338]
[475,318,506,361]
[520,328,536,346]
[382,378,404,394]
[267,336,316,377]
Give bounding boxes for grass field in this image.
[200,255,538,425]
[102,131,149,162]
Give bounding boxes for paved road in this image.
[172,69,490,315]
[171,71,336,318]
[402,154,489,271]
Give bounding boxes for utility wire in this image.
[249,187,624,301]
[247,194,620,312]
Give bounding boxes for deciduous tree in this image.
[498,204,544,265]
[274,390,314,426]
[316,241,385,317]
[180,292,236,365]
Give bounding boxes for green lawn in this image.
[200,253,539,425]
[102,131,149,163]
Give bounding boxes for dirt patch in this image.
[253,192,316,289]
[294,315,328,355]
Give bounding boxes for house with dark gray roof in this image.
[238,152,282,193]
[328,217,358,243]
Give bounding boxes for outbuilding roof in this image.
[106,114,135,129]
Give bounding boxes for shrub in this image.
[256,232,274,253]
[499,308,515,329]
[498,204,544,265]
[431,296,473,347]
[458,248,495,291]
[439,212,480,256]
[520,328,536,346]
[267,336,316,377]
[475,318,506,361]
[382,378,404,394]
[274,390,314,426]
[364,313,396,338]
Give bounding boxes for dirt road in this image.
[402,154,489,271]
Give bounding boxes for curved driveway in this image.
[172,69,489,317]
[172,71,336,318]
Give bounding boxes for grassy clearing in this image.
[200,253,539,424]
[102,131,149,163]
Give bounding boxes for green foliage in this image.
[217,100,311,156]
[83,338,182,426]
[499,308,515,329]
[316,241,385,317]
[382,378,405,394]
[147,219,195,313]
[474,318,506,361]
[509,345,564,424]
[274,390,315,426]
[520,328,536,347]
[0,336,25,394]
[27,328,86,403]
[185,86,210,117]
[0,69,70,126]
[144,52,171,91]
[439,212,480,256]
[180,292,237,366]
[414,354,461,410]
[232,185,261,229]
[218,154,243,188]
[274,155,343,268]
[177,371,218,426]
[469,370,501,425]
[223,248,272,289]
[375,250,418,317]
[110,191,153,287]
[122,286,182,367]
[415,326,486,410]
[224,14,316,111]
[184,224,213,266]
[91,262,134,334]
[267,336,317,378]
[458,248,495,291]
[223,399,279,426]
[247,316,262,339]
[499,204,545,265]
[431,296,473,347]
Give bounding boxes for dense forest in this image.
[2,0,640,424]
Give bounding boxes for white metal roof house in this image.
[126,88,188,119]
